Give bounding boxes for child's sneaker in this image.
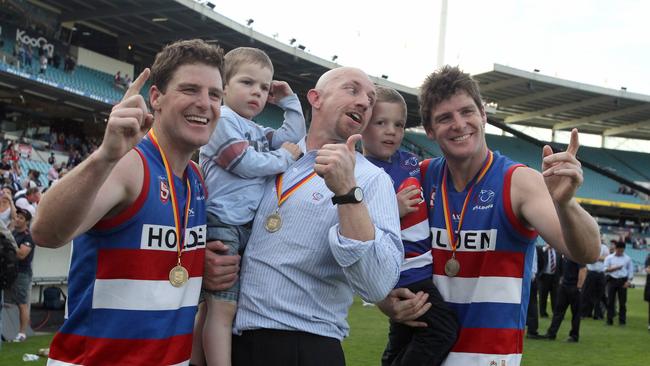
[13,332,27,342]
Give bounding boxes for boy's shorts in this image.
[203,212,251,303]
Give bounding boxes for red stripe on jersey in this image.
[452,327,524,354]
[95,148,150,231]
[432,250,525,278]
[216,140,249,169]
[96,248,205,280]
[49,332,192,365]
[503,165,537,239]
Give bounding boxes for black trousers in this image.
[382,279,459,366]
[232,329,345,366]
[538,273,558,316]
[580,271,606,318]
[606,277,628,324]
[526,278,539,334]
[546,285,581,340]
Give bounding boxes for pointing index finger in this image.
[122,68,150,102]
[566,128,580,156]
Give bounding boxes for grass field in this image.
[1,289,648,365]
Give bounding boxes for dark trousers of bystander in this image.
[581,271,606,319]
[538,273,558,317]
[527,278,540,335]
[233,329,345,366]
[546,285,581,341]
[606,277,628,325]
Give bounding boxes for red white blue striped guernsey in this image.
[421,151,537,366]
[47,137,207,366]
[367,150,431,287]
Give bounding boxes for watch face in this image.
[353,187,363,201]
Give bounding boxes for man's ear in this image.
[307,89,321,109]
[149,85,162,112]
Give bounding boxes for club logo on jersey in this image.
[431,228,497,251]
[400,155,419,169]
[473,189,495,211]
[159,178,170,204]
[141,224,207,251]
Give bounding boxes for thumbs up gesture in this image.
[541,128,583,205]
[315,134,361,195]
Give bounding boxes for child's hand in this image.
[267,81,293,104]
[396,185,420,218]
[281,142,302,160]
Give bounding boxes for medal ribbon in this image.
[441,150,493,257]
[148,130,191,266]
[275,171,317,207]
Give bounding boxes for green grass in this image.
[0,334,50,365]
[343,288,650,366]
[2,290,647,365]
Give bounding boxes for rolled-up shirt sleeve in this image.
[328,171,403,303]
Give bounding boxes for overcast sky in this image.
[212,0,650,95]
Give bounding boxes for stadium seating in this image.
[1,34,147,105]
[18,158,50,187]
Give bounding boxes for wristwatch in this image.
[332,187,364,205]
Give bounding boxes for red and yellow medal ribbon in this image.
[441,150,493,256]
[148,130,191,266]
[275,171,317,207]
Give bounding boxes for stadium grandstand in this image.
[0,0,648,303]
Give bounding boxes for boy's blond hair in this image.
[375,86,407,119]
[224,47,274,84]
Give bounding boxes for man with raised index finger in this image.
[211,66,403,366]
[31,39,236,366]
[378,66,600,366]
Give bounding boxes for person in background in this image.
[7,208,34,342]
[604,241,635,326]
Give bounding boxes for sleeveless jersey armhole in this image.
[94,148,150,230]
[503,164,537,239]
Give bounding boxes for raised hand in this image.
[267,80,293,105]
[541,128,583,205]
[98,68,154,163]
[314,134,360,195]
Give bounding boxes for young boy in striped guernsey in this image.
[363,86,458,366]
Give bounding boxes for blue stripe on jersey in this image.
[83,307,197,339]
[450,302,525,329]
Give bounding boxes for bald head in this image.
[306,67,377,149]
[315,67,372,91]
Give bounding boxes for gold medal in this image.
[444,257,460,277]
[169,265,189,287]
[265,212,282,233]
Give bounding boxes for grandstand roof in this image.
[475,64,650,140]
[34,0,421,124]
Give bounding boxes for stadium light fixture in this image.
[331,55,338,62]
[206,1,216,9]
[246,19,254,26]
[128,44,133,50]
[297,44,306,50]
[289,38,296,45]
[152,17,168,22]
[381,74,389,79]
